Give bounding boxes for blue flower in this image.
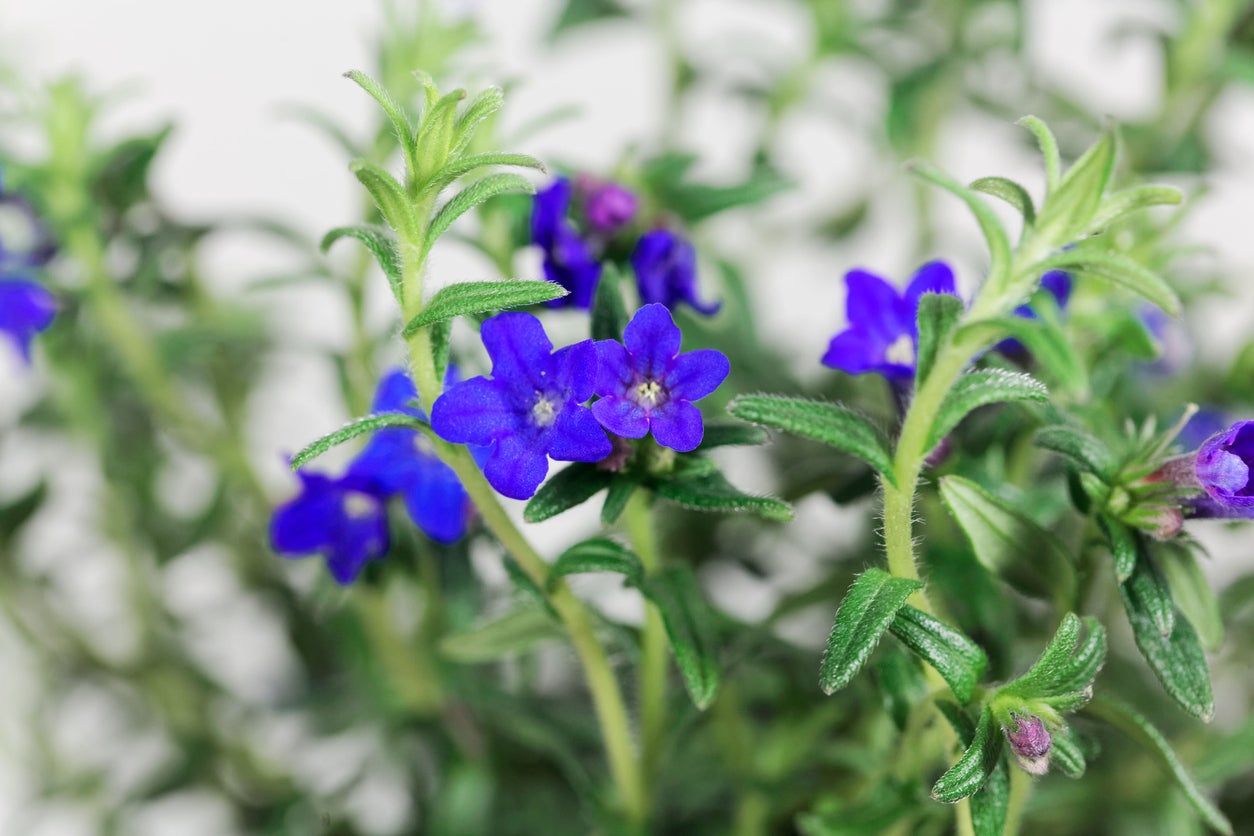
[0,279,56,362]
[593,303,729,452]
[821,260,958,380]
[431,312,611,499]
[0,175,57,362]
[1192,420,1254,517]
[532,177,602,309]
[630,229,719,316]
[270,469,390,585]
[346,368,475,543]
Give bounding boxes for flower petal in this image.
[270,472,341,555]
[592,396,649,439]
[0,279,56,362]
[346,428,420,496]
[844,269,907,342]
[552,339,599,402]
[822,327,890,375]
[665,348,729,402]
[594,339,635,396]
[481,311,554,389]
[623,303,682,378]
[431,377,519,445]
[483,435,550,500]
[650,401,705,452]
[326,499,390,585]
[402,457,470,543]
[547,404,612,461]
[371,367,423,416]
[531,177,571,250]
[903,260,956,305]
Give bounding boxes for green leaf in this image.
[1099,515,1139,581]
[1000,613,1105,702]
[451,87,505,157]
[938,704,1010,834]
[928,369,1047,450]
[1038,249,1181,316]
[875,649,928,730]
[698,421,770,449]
[819,569,923,695]
[415,88,466,181]
[1158,543,1224,651]
[966,314,1089,398]
[1037,128,1115,241]
[551,0,627,37]
[291,413,427,469]
[889,605,988,703]
[430,318,453,384]
[321,225,403,301]
[1092,184,1184,229]
[403,279,567,335]
[939,476,1075,602]
[343,70,415,177]
[439,606,564,663]
[1124,548,1176,637]
[591,264,628,341]
[932,706,1003,803]
[640,567,721,709]
[908,161,1011,291]
[0,481,47,549]
[423,173,536,259]
[1036,424,1116,478]
[547,537,643,589]
[642,156,790,223]
[1050,724,1087,779]
[1087,696,1232,835]
[1018,116,1061,192]
[727,395,896,486]
[600,479,636,525]
[524,464,613,523]
[971,176,1036,224]
[1120,560,1214,721]
[915,292,965,385]
[421,152,546,197]
[350,159,417,238]
[653,471,793,522]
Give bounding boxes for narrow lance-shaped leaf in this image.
[439,606,564,663]
[1087,696,1232,835]
[420,152,546,197]
[928,370,1048,451]
[728,394,897,486]
[1158,543,1224,651]
[423,172,537,259]
[1091,184,1183,230]
[971,176,1036,225]
[404,279,568,335]
[967,314,1089,399]
[321,225,403,302]
[1036,127,1115,242]
[1019,116,1061,192]
[641,567,721,709]
[698,422,769,449]
[932,706,1004,803]
[889,605,989,703]
[908,160,1012,292]
[820,569,923,695]
[653,471,793,523]
[1037,249,1181,316]
[350,159,418,239]
[343,70,416,178]
[1036,424,1116,478]
[915,292,964,386]
[937,704,1009,835]
[1098,515,1139,581]
[291,413,428,470]
[547,538,644,589]
[1124,548,1176,637]
[451,86,504,157]
[600,479,636,526]
[1049,724,1087,779]
[524,464,613,523]
[591,264,629,342]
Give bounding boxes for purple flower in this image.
[0,279,57,362]
[1193,420,1254,516]
[630,229,719,316]
[998,270,1072,358]
[1178,409,1228,452]
[580,177,637,235]
[346,368,475,543]
[1004,713,1052,776]
[821,260,958,380]
[270,469,390,585]
[592,303,729,453]
[431,312,611,499]
[532,177,602,309]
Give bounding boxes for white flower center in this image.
[885,334,915,366]
[343,492,375,519]
[531,394,557,427]
[634,379,665,408]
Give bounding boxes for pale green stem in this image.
[624,491,668,788]
[1004,766,1032,835]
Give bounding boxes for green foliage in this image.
[402,279,567,334]
[915,292,964,385]
[290,412,428,469]
[439,606,565,663]
[321,225,403,300]
[889,605,988,703]
[524,464,614,523]
[640,567,722,709]
[547,537,644,589]
[931,706,1003,802]
[928,369,1047,450]
[653,470,793,522]
[819,569,922,695]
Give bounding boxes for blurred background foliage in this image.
[1,0,1252,833]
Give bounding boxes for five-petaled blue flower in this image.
[532,177,602,309]
[431,312,611,500]
[821,260,958,380]
[1191,420,1254,518]
[631,229,719,316]
[0,173,57,362]
[270,469,390,585]
[346,368,475,543]
[593,303,729,453]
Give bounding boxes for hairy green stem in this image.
[1005,765,1032,835]
[625,491,668,788]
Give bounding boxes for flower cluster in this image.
[530,175,718,314]
[271,369,475,583]
[0,173,57,362]
[432,305,729,498]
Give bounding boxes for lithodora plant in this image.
[275,70,1242,834]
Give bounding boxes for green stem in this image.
[1004,766,1032,835]
[625,492,668,788]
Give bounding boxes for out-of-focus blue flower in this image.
[1178,409,1228,452]
[347,368,475,543]
[579,176,638,236]
[821,260,958,380]
[0,174,57,362]
[0,279,57,362]
[630,229,719,316]
[593,303,729,453]
[1191,420,1254,517]
[531,177,602,309]
[431,312,611,499]
[1141,304,1191,375]
[270,469,390,585]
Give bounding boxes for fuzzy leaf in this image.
[819,569,923,695]
[1039,249,1181,316]
[1001,613,1105,703]
[1120,560,1214,720]
[932,706,1003,803]
[547,538,643,589]
[1018,116,1061,192]
[291,413,427,470]
[1159,543,1225,651]
[321,225,403,301]
[1087,697,1232,835]
[350,160,417,237]
[439,606,564,663]
[728,395,896,485]
[653,471,793,522]
[909,161,1011,291]
[889,606,988,703]
[928,370,1047,450]
[343,70,415,174]
[424,173,536,258]
[1036,424,1116,478]
[1050,724,1087,779]
[1037,128,1115,240]
[404,279,567,335]
[915,292,965,385]
[939,476,1075,602]
[971,176,1036,224]
[640,567,721,709]
[451,87,504,156]
[1124,548,1176,637]
[421,152,546,197]
[1092,184,1184,229]
[1099,515,1139,581]
[600,479,636,525]
[524,464,613,523]
[938,705,1010,835]
[698,421,770,449]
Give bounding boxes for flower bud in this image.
[581,179,638,235]
[1004,713,1051,776]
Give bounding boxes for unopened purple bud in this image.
[582,180,637,235]
[1005,714,1051,775]
[597,435,635,472]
